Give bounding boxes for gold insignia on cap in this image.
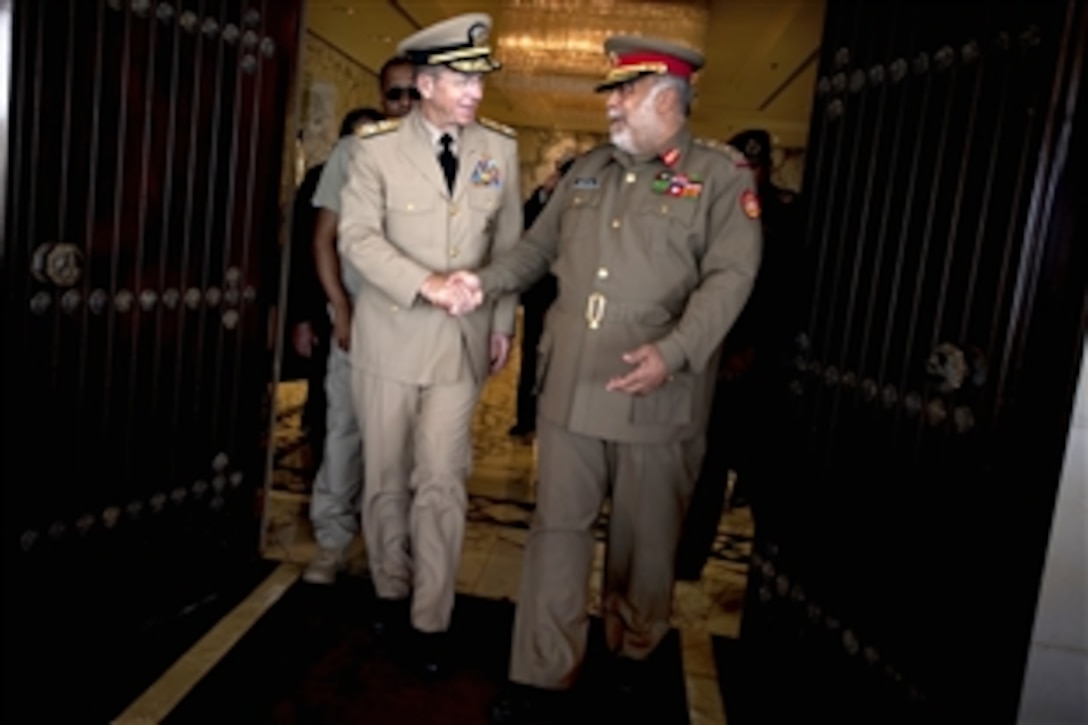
[398,12,502,74]
[469,22,488,47]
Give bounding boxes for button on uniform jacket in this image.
[338,109,522,385]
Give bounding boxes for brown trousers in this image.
[509,417,704,689]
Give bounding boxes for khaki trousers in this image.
[352,366,478,633]
[509,417,703,689]
[309,344,362,550]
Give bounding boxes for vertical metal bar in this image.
[25,0,43,300]
[823,56,877,372]
[857,50,914,377]
[49,0,75,388]
[828,22,897,437]
[193,0,229,439]
[76,0,106,476]
[929,56,986,353]
[988,112,1038,411]
[875,65,933,386]
[124,2,159,483]
[997,0,1080,414]
[959,58,1012,346]
[103,5,132,428]
[804,104,847,361]
[0,0,12,266]
[211,2,246,446]
[894,66,957,429]
[172,0,208,473]
[261,0,307,556]
[231,0,266,452]
[56,0,73,243]
[151,0,182,420]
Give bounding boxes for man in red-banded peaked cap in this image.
[596,35,705,92]
[444,32,763,724]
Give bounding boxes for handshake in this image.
[419,270,484,316]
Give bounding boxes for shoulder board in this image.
[478,116,517,138]
[695,137,749,167]
[354,118,400,139]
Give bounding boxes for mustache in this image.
[608,111,624,122]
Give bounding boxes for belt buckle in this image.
[585,293,606,330]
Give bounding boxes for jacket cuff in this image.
[655,337,688,375]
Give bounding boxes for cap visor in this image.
[594,69,655,93]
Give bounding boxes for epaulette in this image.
[478,116,517,138]
[354,118,400,139]
[695,137,749,167]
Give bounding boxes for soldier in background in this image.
[674,128,806,582]
[287,56,417,467]
[508,154,575,440]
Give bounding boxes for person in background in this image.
[300,55,420,586]
[508,154,576,440]
[674,128,806,582]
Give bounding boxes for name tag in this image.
[572,177,599,190]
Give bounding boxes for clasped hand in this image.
[420,271,484,316]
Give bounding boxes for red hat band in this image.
[614,51,695,80]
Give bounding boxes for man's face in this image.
[381,63,418,118]
[606,76,663,155]
[418,67,485,128]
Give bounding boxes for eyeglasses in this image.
[384,86,420,102]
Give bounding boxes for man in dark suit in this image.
[674,128,806,581]
[509,154,575,439]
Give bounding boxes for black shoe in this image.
[609,654,650,699]
[674,562,705,582]
[412,629,448,680]
[371,597,409,641]
[489,682,567,724]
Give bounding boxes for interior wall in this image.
[1017,342,1088,724]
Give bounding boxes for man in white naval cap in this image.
[337,12,522,677]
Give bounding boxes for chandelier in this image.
[493,0,709,80]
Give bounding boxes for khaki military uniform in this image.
[339,108,522,633]
[308,137,366,553]
[478,126,762,687]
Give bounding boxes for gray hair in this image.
[652,75,694,117]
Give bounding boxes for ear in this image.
[655,82,676,113]
[416,72,435,99]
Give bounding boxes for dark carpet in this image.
[165,576,691,724]
[6,544,277,724]
[712,634,932,724]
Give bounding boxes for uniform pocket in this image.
[468,189,501,234]
[629,372,694,426]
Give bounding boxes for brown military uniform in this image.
[478,126,762,687]
[338,107,522,633]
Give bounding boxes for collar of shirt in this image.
[612,124,693,169]
[419,113,460,156]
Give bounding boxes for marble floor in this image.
[256,329,756,725]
